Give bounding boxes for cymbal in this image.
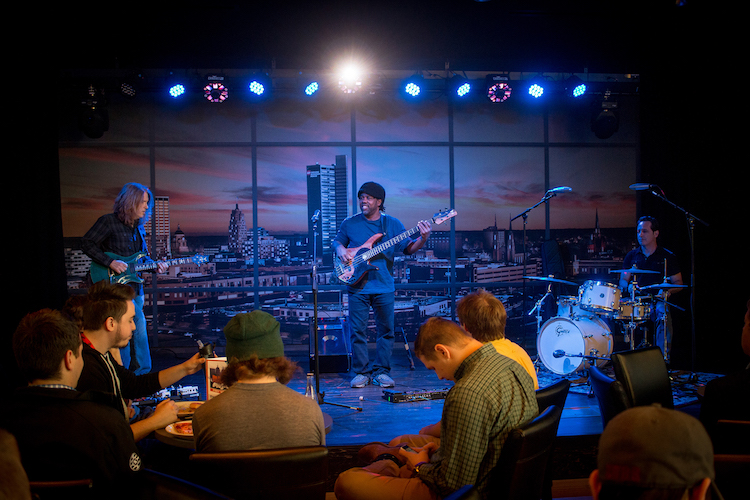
[523,276,578,287]
[639,283,688,291]
[609,268,661,275]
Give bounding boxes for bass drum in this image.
[537,316,612,375]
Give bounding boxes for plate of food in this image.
[165,421,194,437]
[175,401,204,419]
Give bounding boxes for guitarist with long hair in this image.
[81,182,168,375]
[333,182,431,389]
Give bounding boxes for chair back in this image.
[189,446,328,500]
[490,405,564,500]
[611,347,673,409]
[535,379,570,412]
[588,365,630,428]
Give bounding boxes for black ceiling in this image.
[48,0,708,74]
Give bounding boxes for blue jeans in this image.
[348,292,395,377]
[120,293,152,375]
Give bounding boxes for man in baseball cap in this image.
[589,404,724,500]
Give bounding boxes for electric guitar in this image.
[334,209,457,285]
[89,251,209,285]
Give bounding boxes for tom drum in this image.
[579,280,621,316]
[537,316,612,375]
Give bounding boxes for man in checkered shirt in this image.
[335,317,538,500]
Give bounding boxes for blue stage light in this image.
[304,81,320,96]
[169,84,186,98]
[248,80,265,96]
[401,74,425,99]
[528,82,544,98]
[446,75,472,100]
[565,75,587,98]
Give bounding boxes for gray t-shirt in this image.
[192,382,325,452]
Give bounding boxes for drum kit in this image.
[530,269,687,375]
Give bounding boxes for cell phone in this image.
[401,445,416,453]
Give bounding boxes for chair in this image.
[28,478,93,499]
[611,347,674,409]
[444,484,481,500]
[189,446,328,500]
[490,405,564,500]
[588,365,630,428]
[534,379,570,500]
[535,379,571,412]
[136,469,231,499]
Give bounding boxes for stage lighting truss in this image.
[204,75,229,103]
[486,74,512,103]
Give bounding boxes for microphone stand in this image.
[645,186,707,372]
[310,216,362,411]
[512,190,559,341]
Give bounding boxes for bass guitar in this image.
[334,209,457,285]
[89,252,209,285]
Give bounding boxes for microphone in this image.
[311,210,321,223]
[547,186,572,194]
[629,183,656,191]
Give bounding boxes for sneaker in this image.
[372,373,395,388]
[350,374,370,388]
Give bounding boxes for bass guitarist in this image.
[81,182,168,375]
[333,182,431,389]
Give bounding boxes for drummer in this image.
[618,216,684,361]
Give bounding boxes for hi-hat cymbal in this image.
[523,276,578,286]
[610,268,661,274]
[639,283,689,291]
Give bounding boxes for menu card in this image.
[205,357,228,400]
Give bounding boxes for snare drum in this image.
[615,299,652,323]
[537,316,613,375]
[556,296,581,317]
[579,280,621,316]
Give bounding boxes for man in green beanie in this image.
[192,310,326,452]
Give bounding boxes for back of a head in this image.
[414,317,472,359]
[13,309,82,383]
[456,289,507,342]
[82,281,135,331]
[596,405,718,500]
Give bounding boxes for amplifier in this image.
[382,388,450,403]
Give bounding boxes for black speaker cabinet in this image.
[309,320,351,373]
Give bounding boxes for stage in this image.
[145,336,715,495]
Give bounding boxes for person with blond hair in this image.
[81,182,167,375]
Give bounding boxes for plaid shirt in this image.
[418,343,539,498]
[81,213,151,292]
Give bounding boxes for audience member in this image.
[0,429,31,500]
[192,310,325,452]
[389,290,538,447]
[699,298,750,452]
[589,405,722,500]
[75,281,205,441]
[334,317,538,500]
[1,309,142,487]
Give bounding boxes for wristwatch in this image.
[414,461,428,475]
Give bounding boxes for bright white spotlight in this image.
[337,63,364,94]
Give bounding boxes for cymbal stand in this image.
[528,278,554,335]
